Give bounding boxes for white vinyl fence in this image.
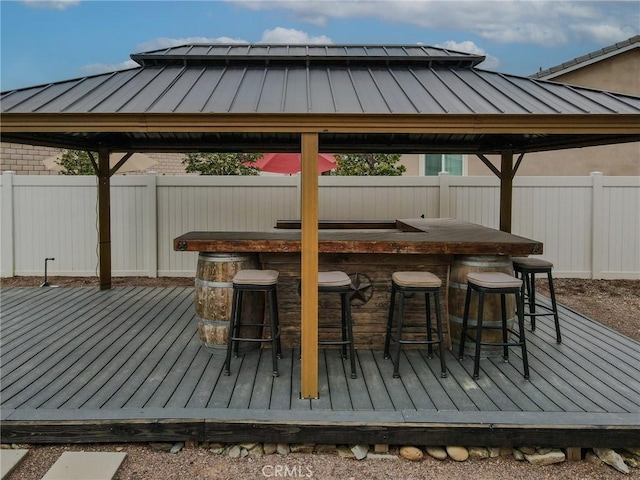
[1,171,638,279]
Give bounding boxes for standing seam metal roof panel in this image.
[308,69,336,114]
[3,60,640,115]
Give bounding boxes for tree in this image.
[182,152,261,175]
[331,153,406,176]
[56,150,96,175]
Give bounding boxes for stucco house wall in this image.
[467,38,640,176]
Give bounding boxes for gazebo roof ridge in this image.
[129,43,486,68]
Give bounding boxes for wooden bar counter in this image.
[175,218,543,351]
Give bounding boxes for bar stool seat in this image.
[318,271,357,379]
[385,271,447,378]
[512,257,561,343]
[224,269,281,377]
[458,272,529,380]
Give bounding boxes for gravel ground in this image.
[2,276,639,479]
[5,443,640,480]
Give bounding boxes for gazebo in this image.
[2,43,640,398]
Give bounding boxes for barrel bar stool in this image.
[224,269,282,377]
[458,272,529,380]
[385,271,447,379]
[512,257,561,343]
[317,271,357,379]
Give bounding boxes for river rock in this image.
[263,443,277,455]
[524,450,566,466]
[149,442,173,452]
[227,445,241,458]
[169,442,184,454]
[209,443,225,455]
[290,443,315,454]
[425,446,447,461]
[400,446,424,461]
[620,452,639,468]
[624,447,640,457]
[594,448,630,474]
[513,449,525,461]
[248,444,263,458]
[314,444,337,454]
[337,445,356,459]
[446,446,469,462]
[350,444,369,460]
[468,447,489,460]
[276,443,290,455]
[519,446,536,455]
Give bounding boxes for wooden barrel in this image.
[448,255,515,357]
[194,253,264,355]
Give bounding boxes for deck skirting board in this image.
[1,409,638,447]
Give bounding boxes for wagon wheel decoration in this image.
[348,272,374,305]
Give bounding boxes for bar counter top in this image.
[174,218,543,256]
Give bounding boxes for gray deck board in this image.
[1,286,639,446]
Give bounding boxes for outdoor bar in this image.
[174,218,542,362]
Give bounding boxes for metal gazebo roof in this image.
[2,43,639,154]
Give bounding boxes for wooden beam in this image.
[2,112,640,134]
[109,152,133,177]
[97,149,112,290]
[476,153,501,178]
[512,152,525,179]
[499,150,514,233]
[300,133,319,399]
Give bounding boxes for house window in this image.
[423,154,465,176]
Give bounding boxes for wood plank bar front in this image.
[300,133,319,399]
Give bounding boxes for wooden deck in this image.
[1,286,638,447]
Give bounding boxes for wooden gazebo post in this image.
[499,150,514,233]
[300,133,319,398]
[97,148,112,290]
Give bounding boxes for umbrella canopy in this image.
[250,153,337,174]
[43,152,157,174]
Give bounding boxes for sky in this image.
[0,0,638,91]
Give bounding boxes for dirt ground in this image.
[2,276,639,342]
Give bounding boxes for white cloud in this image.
[231,1,638,47]
[136,36,248,53]
[570,23,638,45]
[436,40,500,70]
[79,59,138,75]
[20,0,80,9]
[259,27,332,44]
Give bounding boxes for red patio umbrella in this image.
[249,153,337,174]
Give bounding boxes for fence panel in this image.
[601,177,640,278]
[2,172,638,279]
[11,176,98,275]
[156,176,300,275]
[513,177,593,278]
[319,177,440,220]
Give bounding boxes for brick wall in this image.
[0,142,190,175]
[0,142,62,175]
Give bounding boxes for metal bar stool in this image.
[458,272,529,380]
[318,271,357,379]
[384,271,447,379]
[224,269,281,377]
[512,257,561,343]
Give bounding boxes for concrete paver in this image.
[1,449,29,479]
[40,452,127,480]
